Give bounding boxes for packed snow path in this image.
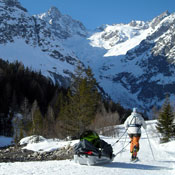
[0,121,175,175]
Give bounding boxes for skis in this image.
[130,157,139,163]
[130,145,139,163]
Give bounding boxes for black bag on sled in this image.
[73,130,114,165]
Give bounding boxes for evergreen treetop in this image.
[156,96,175,143]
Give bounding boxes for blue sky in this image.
[19,0,175,29]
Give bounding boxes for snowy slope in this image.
[89,21,152,56]
[0,38,75,86]
[0,121,175,175]
[0,39,74,76]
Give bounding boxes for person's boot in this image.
[131,146,137,161]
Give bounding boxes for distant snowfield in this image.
[0,121,175,175]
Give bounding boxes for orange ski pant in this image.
[129,134,141,153]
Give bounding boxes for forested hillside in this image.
[0,59,130,140]
[0,58,66,137]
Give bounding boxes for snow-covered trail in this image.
[0,121,175,175]
[111,121,175,175]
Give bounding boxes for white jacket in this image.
[124,112,146,134]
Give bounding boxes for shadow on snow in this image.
[100,162,173,171]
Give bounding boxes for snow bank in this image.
[159,140,175,154]
[20,135,46,145]
[20,135,78,153]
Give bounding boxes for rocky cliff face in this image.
[37,7,87,39]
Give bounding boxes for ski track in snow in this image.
[0,121,175,175]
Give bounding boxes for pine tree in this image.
[20,97,32,136]
[156,97,175,143]
[20,97,30,121]
[31,100,43,135]
[60,64,100,138]
[52,91,66,119]
[14,131,19,145]
[10,90,18,113]
[19,125,24,140]
[44,105,56,137]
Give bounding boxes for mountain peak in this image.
[1,0,27,12]
[48,6,62,19]
[2,0,20,6]
[37,7,87,38]
[151,10,171,28]
[160,10,170,17]
[2,0,18,3]
[129,20,149,29]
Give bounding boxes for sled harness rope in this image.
[114,140,131,157]
[112,129,128,147]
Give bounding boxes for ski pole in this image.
[119,133,128,156]
[122,132,127,148]
[145,129,155,161]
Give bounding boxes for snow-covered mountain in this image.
[88,11,170,57]
[0,0,86,87]
[63,10,175,112]
[1,0,175,112]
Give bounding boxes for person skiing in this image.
[124,108,146,161]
